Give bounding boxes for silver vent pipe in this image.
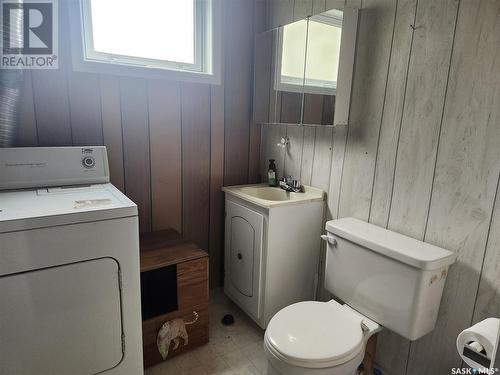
[0,0,24,147]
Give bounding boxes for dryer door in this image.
[0,257,123,375]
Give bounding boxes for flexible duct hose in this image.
[0,0,24,147]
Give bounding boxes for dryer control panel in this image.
[0,146,109,190]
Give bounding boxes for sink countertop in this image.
[222,183,325,208]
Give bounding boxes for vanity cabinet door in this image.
[230,216,256,297]
[224,200,264,320]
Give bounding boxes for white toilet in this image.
[264,217,457,375]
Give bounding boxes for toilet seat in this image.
[264,301,365,369]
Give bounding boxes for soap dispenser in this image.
[268,159,278,187]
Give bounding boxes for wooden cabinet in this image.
[140,230,209,369]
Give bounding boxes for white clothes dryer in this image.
[0,147,143,375]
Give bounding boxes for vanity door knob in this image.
[237,253,243,260]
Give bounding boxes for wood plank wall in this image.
[262,0,500,373]
[13,0,263,288]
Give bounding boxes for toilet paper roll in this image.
[456,318,500,369]
[469,341,485,353]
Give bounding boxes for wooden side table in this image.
[139,230,209,368]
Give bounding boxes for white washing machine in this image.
[0,147,143,375]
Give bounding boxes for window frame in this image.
[69,0,221,85]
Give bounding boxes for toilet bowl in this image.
[263,300,380,375]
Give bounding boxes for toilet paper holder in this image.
[457,318,500,369]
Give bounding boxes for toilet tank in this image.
[324,218,456,341]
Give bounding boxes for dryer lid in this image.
[265,301,364,368]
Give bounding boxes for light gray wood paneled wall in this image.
[260,124,334,192]
[261,0,500,374]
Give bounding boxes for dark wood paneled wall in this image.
[264,0,500,374]
[13,0,264,288]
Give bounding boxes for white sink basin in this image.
[222,184,324,208]
[239,186,296,201]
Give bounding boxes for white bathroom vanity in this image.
[222,184,325,328]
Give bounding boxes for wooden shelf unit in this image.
[139,230,209,369]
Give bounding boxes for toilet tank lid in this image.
[326,218,457,270]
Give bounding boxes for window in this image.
[276,9,343,95]
[71,0,221,84]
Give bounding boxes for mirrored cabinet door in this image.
[271,19,307,124]
[253,5,358,127]
[253,19,307,125]
[302,10,343,125]
[253,30,274,124]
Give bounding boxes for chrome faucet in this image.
[279,176,303,193]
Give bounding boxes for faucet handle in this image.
[278,177,287,188]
